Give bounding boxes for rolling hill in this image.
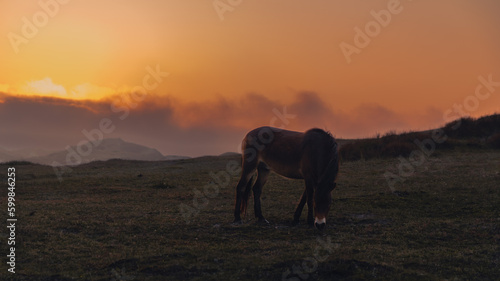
[11,138,190,166]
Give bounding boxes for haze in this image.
[1,0,499,157]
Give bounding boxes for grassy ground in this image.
[1,150,499,280]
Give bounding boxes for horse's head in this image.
[314,182,336,230]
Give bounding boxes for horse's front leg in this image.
[293,188,307,225]
[305,180,315,227]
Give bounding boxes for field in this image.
[1,149,499,280]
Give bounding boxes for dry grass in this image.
[1,150,499,280]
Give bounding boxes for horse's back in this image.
[241,126,336,180]
[243,126,304,178]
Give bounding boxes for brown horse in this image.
[233,126,339,230]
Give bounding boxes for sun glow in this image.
[22,78,67,97]
[6,78,128,101]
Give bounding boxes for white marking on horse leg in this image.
[315,217,326,225]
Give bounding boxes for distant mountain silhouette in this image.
[219,152,241,157]
[12,138,190,166]
[163,155,192,161]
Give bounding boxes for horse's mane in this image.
[303,128,339,187]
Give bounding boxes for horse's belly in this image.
[263,160,303,179]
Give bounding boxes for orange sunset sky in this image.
[1,0,500,156]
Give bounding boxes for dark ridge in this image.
[339,113,500,161]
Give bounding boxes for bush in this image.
[381,142,416,158]
[339,139,383,161]
[487,133,500,149]
[444,114,500,138]
[338,114,499,162]
[339,142,363,161]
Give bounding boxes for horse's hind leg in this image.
[253,162,270,223]
[234,161,257,224]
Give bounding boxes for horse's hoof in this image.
[232,219,243,226]
[291,220,300,227]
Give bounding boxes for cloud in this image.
[0,94,102,149]
[0,91,450,156]
[347,103,408,135]
[70,83,117,100]
[168,93,280,129]
[21,78,67,97]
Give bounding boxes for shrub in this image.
[443,117,476,138]
[338,114,499,162]
[443,114,500,138]
[381,142,416,158]
[339,142,362,161]
[487,133,500,149]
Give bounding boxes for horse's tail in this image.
[318,136,339,187]
[240,175,254,216]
